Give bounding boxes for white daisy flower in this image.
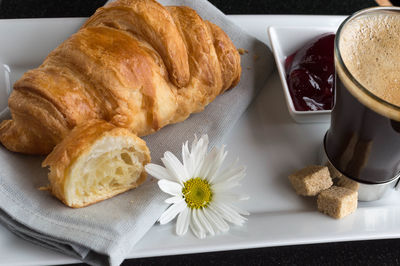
[145,134,249,239]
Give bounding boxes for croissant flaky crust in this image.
[42,119,151,208]
[0,0,241,155]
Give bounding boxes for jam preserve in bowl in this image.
[268,26,338,123]
[285,33,335,112]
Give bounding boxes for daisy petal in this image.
[213,164,246,185]
[145,163,173,181]
[214,192,250,202]
[197,209,215,236]
[224,170,246,184]
[192,135,209,155]
[190,221,205,239]
[197,147,218,181]
[176,207,190,236]
[165,196,184,204]
[192,136,209,177]
[198,145,226,182]
[190,209,206,239]
[190,135,200,156]
[207,147,228,183]
[181,141,193,180]
[192,209,205,232]
[162,151,187,183]
[159,201,186,225]
[191,134,199,151]
[225,203,250,216]
[220,202,248,224]
[201,208,219,233]
[212,181,242,192]
[210,202,247,226]
[204,207,229,233]
[158,179,182,196]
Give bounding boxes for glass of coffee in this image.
[324,7,400,201]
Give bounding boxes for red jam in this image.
[285,33,335,111]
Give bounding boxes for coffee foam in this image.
[339,13,400,107]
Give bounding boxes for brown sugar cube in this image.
[335,175,359,192]
[288,165,333,196]
[317,186,358,219]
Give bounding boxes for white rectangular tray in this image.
[1,15,400,266]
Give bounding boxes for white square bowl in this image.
[268,26,337,123]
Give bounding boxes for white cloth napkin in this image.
[0,0,274,265]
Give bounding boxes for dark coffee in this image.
[325,78,400,184]
[325,8,400,184]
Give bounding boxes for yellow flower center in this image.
[182,177,212,209]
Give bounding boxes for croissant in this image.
[0,0,241,155]
[42,119,150,208]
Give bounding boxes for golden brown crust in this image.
[83,0,190,88]
[206,21,241,93]
[43,119,151,208]
[167,6,222,120]
[0,87,71,154]
[0,0,241,155]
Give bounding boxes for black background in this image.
[1,0,400,265]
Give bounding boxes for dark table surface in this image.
[1,0,399,265]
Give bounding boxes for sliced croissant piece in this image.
[42,120,150,208]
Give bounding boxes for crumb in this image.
[38,185,51,191]
[253,54,260,61]
[238,48,248,55]
[247,67,251,70]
